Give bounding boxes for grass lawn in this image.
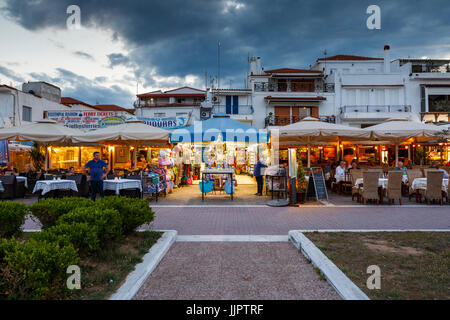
[305,232,450,300]
[65,231,162,300]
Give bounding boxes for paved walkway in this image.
[133,241,341,300]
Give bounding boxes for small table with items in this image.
[33,179,78,198]
[201,169,235,201]
[103,179,143,196]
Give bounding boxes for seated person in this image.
[334,161,346,181]
[22,163,37,178]
[2,162,18,176]
[429,161,449,179]
[66,167,76,176]
[348,160,359,171]
[393,161,407,175]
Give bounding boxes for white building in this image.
[312,46,450,127]
[134,87,205,124]
[0,82,71,128]
[213,46,450,129]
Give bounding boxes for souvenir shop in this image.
[169,114,270,184]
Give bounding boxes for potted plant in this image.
[28,142,46,172]
[296,161,307,203]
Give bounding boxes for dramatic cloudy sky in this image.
[0,0,449,107]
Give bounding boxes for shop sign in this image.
[137,116,187,129]
[46,111,131,130]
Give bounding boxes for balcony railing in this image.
[254,83,335,93]
[134,100,201,108]
[340,105,412,114]
[264,115,336,127]
[212,105,254,115]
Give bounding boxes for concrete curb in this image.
[177,235,288,242]
[109,230,178,300]
[288,230,369,300]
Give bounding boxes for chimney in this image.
[384,45,390,73]
[249,56,257,75]
[256,57,262,75]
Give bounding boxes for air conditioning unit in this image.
[200,109,211,120]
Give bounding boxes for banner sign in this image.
[46,111,131,130]
[137,116,188,129]
[46,111,188,130]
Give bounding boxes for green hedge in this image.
[95,196,155,235]
[0,238,78,300]
[0,202,29,238]
[57,207,122,243]
[29,197,94,229]
[1,196,156,299]
[32,222,100,256]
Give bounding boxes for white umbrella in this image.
[73,120,170,170]
[0,120,80,143]
[0,120,82,170]
[72,120,170,143]
[363,118,443,139]
[363,118,444,166]
[272,117,370,167]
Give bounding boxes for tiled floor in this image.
[133,242,341,300]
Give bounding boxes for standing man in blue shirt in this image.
[253,154,267,196]
[85,151,110,201]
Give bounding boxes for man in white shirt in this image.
[335,161,346,181]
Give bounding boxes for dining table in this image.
[103,179,143,195]
[33,179,78,197]
[411,178,449,192]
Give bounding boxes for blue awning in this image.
[170,114,269,143]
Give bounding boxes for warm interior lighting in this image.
[405,146,409,149]
[130,147,135,150]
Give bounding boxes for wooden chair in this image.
[406,169,423,200]
[351,170,363,201]
[385,171,403,205]
[341,172,353,194]
[360,171,380,205]
[422,171,444,205]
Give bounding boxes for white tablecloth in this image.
[411,178,449,192]
[103,179,142,195]
[33,180,78,195]
[354,178,388,189]
[16,176,28,188]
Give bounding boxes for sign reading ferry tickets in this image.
[45,111,188,130]
[46,111,130,130]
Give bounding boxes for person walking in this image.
[253,155,267,196]
[85,152,110,201]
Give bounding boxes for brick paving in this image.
[133,242,341,300]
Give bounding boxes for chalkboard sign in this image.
[306,167,328,201]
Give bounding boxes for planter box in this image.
[296,192,306,204]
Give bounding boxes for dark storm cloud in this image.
[3,0,450,89]
[107,53,131,68]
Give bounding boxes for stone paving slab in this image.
[133,242,341,300]
[150,206,450,235]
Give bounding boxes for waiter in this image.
[85,151,110,201]
[253,155,267,196]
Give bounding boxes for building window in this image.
[22,106,32,122]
